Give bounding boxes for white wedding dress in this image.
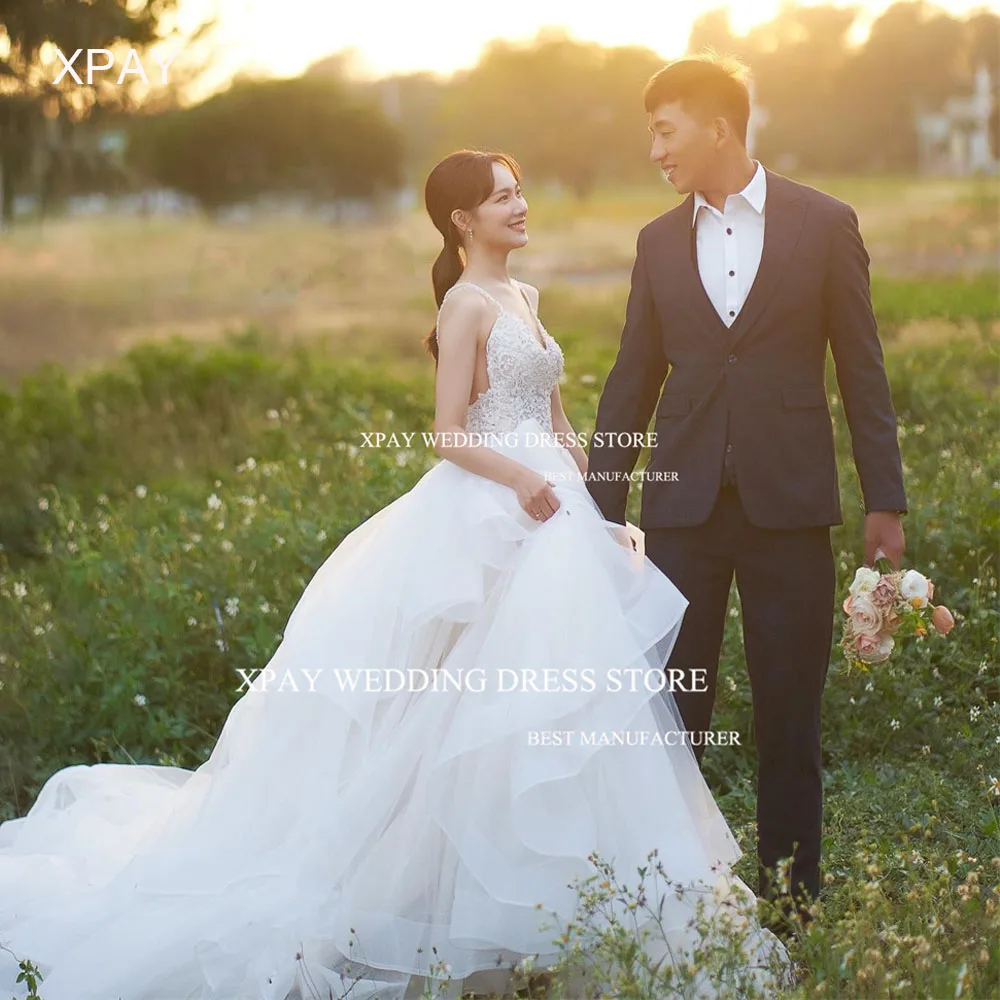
[0,281,794,1000]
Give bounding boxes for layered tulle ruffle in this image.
[0,418,791,999]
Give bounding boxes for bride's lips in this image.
[508,219,527,232]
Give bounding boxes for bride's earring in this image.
[467,228,473,244]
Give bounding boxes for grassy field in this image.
[0,174,995,385]
[0,175,997,998]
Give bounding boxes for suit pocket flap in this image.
[781,385,827,409]
[657,394,691,417]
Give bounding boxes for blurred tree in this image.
[689,1,996,173]
[743,5,858,171]
[127,75,404,211]
[837,1,969,171]
[436,29,664,199]
[0,0,198,225]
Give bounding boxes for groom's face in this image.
[647,100,719,194]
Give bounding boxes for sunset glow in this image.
[180,0,999,97]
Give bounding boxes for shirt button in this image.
[726,227,733,235]
[729,270,735,276]
[728,353,737,364]
[728,310,735,317]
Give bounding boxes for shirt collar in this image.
[691,160,766,227]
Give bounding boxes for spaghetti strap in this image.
[514,279,537,317]
[439,281,504,314]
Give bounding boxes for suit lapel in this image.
[654,195,730,352]
[726,170,808,352]
[650,168,808,354]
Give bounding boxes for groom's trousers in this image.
[643,481,836,905]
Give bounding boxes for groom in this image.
[585,54,908,920]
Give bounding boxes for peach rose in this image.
[849,594,884,636]
[843,594,854,614]
[883,609,903,634]
[931,605,955,635]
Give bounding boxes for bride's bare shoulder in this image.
[436,286,494,350]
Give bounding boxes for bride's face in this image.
[461,162,528,251]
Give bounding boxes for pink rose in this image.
[849,594,883,636]
[855,632,879,655]
[870,576,897,613]
[856,631,894,663]
[843,594,853,614]
[927,579,935,602]
[931,605,955,635]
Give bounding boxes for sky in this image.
[166,0,998,97]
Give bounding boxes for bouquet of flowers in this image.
[839,551,955,671]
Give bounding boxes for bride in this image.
[0,149,795,1000]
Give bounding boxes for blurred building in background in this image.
[915,65,999,177]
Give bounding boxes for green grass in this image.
[0,268,997,996]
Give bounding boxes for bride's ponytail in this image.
[422,149,522,367]
[423,237,464,365]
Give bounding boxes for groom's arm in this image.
[824,203,907,516]
[586,227,669,525]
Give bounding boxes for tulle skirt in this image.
[0,418,793,999]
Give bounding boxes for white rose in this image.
[849,566,881,598]
[900,569,930,608]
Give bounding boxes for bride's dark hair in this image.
[422,149,522,365]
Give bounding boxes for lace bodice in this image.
[437,281,564,435]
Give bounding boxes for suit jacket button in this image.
[726,443,734,453]
[727,354,737,364]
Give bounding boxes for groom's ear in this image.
[711,115,732,146]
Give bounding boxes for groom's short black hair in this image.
[643,50,752,146]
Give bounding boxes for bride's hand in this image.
[612,522,638,553]
[514,469,560,522]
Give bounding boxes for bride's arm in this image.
[432,291,544,495]
[550,385,588,476]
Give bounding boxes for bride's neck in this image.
[462,251,515,287]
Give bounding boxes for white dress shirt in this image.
[692,160,766,327]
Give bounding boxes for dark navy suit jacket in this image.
[585,167,908,530]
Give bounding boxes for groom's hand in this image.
[863,511,905,569]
